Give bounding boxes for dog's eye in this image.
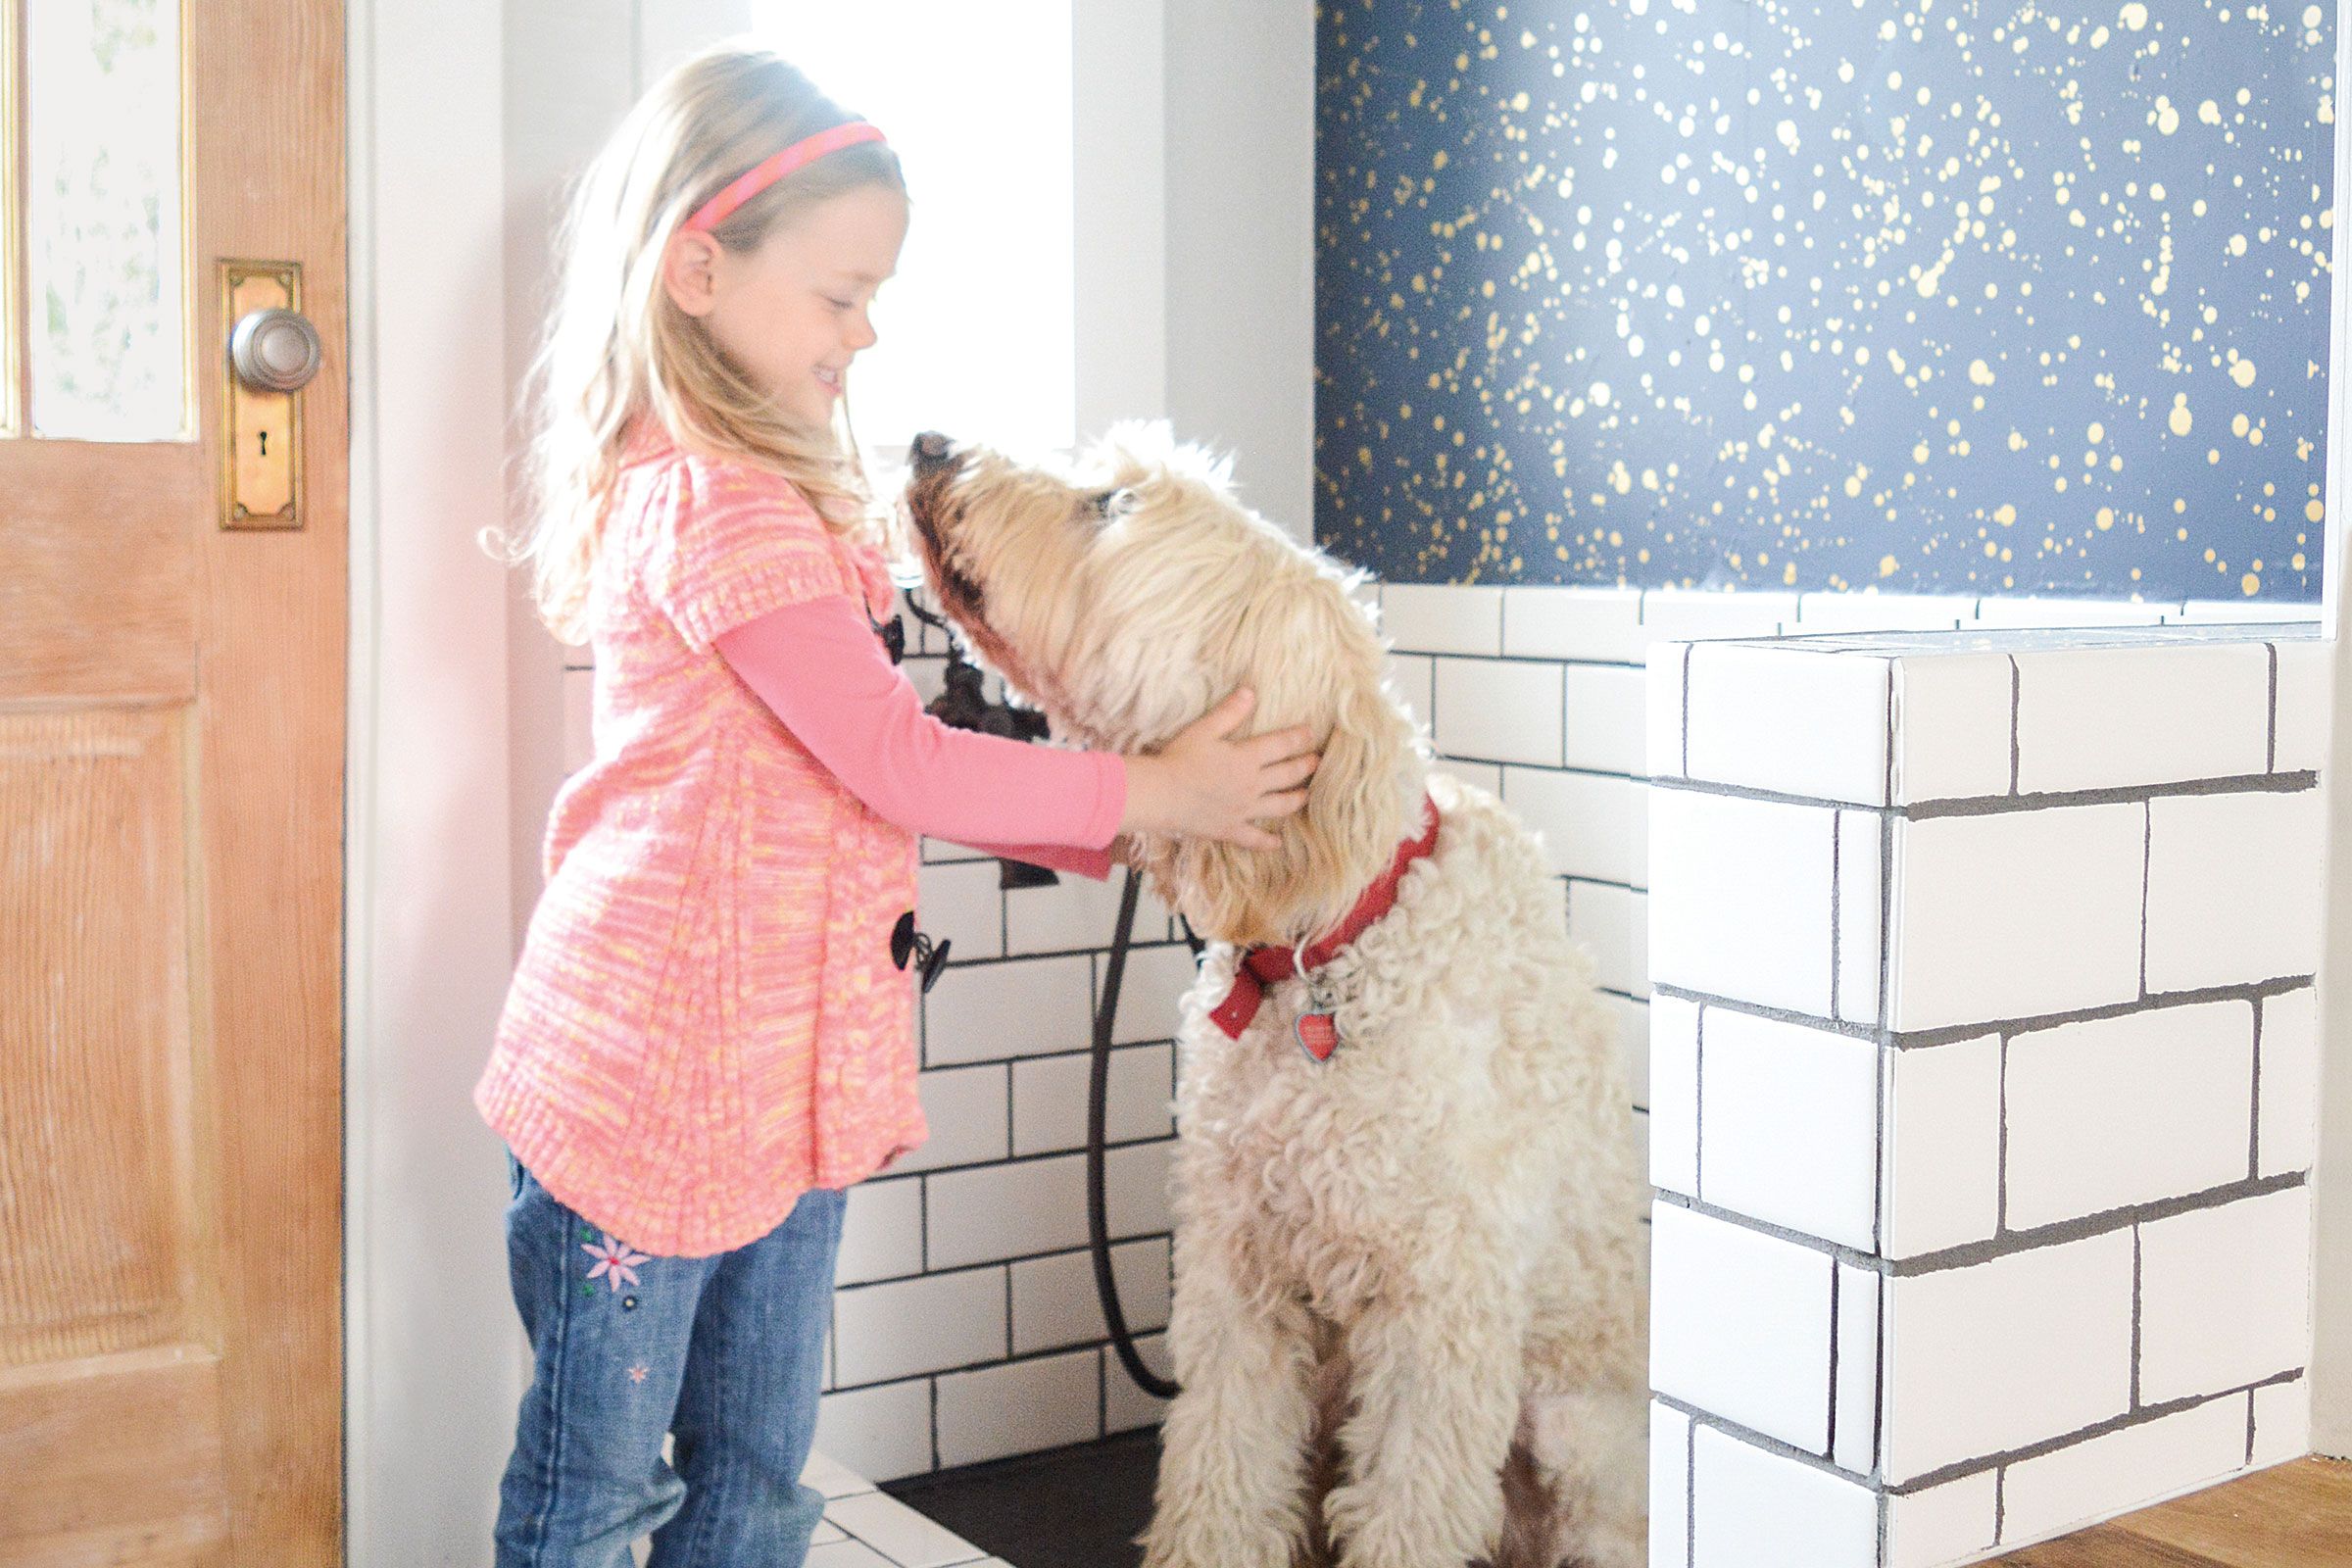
[1089,488,1126,521]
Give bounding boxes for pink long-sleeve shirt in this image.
[713,597,1119,880]
[477,431,1120,1256]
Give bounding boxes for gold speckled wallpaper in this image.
[1314,0,2334,598]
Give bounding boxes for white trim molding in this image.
[344,0,520,1560]
[2312,0,2352,1461]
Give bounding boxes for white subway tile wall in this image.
[2272,639,2334,773]
[1563,663,1649,773]
[1646,995,1701,1197]
[2142,787,2328,993]
[1879,1230,2137,1482]
[2135,1187,2315,1406]
[811,1383,933,1486]
[1885,805,2148,1031]
[1833,1261,1883,1476]
[833,1267,1009,1390]
[2258,987,2323,1179]
[1505,584,1645,662]
[1649,1400,1693,1568]
[1883,1471,1999,1568]
[1690,1422,1879,1568]
[1637,615,2326,1566]
[1648,790,1839,1017]
[933,1347,1103,1468]
[2001,1004,2255,1229]
[1695,1008,1880,1250]
[1790,591,1974,635]
[1889,653,2015,805]
[837,1176,925,1287]
[1434,657,1565,766]
[548,586,2328,1492]
[1682,645,1891,805]
[2251,1377,2315,1468]
[1376,581,1503,655]
[1881,1036,2004,1259]
[1649,1202,1837,1454]
[2011,644,2272,794]
[1836,810,1887,1026]
[1996,1395,2249,1551]
[1103,1333,1174,1435]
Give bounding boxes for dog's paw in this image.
[1323,1482,1497,1568]
[1140,1519,1298,1568]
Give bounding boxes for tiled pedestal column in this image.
[1643,625,2330,1568]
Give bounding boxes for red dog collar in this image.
[1207,796,1441,1054]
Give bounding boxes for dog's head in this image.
[902,421,1425,946]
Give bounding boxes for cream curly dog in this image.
[902,423,1647,1568]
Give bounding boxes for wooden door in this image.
[0,1,345,1563]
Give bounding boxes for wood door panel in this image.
[0,443,199,707]
[0,708,206,1370]
[0,1346,228,1567]
[2,0,346,1560]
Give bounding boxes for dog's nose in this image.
[909,431,956,473]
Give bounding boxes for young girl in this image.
[479,43,1318,1568]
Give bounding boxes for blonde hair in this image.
[502,45,906,642]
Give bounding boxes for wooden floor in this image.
[1991,1458,2350,1567]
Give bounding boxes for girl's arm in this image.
[715,594,1123,849]
[715,596,1321,851]
[949,839,1116,881]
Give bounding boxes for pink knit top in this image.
[477,433,1122,1256]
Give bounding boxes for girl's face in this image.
[667,182,909,429]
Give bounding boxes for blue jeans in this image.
[494,1156,846,1568]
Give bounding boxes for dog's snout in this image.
[909,431,957,473]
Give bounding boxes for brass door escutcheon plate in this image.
[220,259,304,530]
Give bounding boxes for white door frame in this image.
[343,0,519,1560]
[2310,0,2352,1459]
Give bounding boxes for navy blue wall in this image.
[1314,0,2335,599]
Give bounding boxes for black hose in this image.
[1088,867,1183,1399]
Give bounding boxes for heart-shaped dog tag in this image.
[1296,1011,1339,1062]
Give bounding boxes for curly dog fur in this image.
[903,422,1648,1568]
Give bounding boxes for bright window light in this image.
[752,2,1076,460]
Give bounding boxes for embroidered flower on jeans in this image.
[583,1235,651,1292]
[627,1364,650,1385]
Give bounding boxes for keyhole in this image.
[258,430,268,458]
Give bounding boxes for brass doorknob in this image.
[229,307,322,393]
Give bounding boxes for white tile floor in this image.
[802,1450,1014,1568]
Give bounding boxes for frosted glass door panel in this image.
[26,0,186,441]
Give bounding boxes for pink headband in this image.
[683,121,888,233]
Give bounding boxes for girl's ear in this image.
[662,228,722,318]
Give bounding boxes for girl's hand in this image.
[1120,688,1321,851]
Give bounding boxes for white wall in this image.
[1163,0,1315,540]
[1075,0,1168,438]
[2320,578,2351,1459]
[2308,0,2352,1463]
[502,0,646,954]
[345,0,518,1562]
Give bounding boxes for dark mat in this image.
[882,1428,1160,1568]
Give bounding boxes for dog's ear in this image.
[1094,420,1175,487]
[1169,570,1416,947]
[1092,420,1233,496]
